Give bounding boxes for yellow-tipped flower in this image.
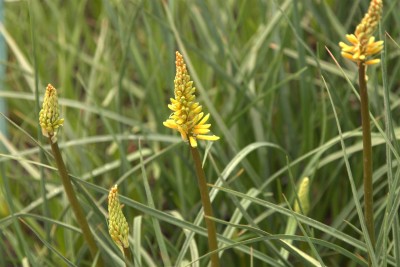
[39,84,64,143]
[294,177,310,215]
[339,0,383,65]
[163,51,219,148]
[108,184,129,249]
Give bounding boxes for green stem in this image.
[358,63,375,256]
[49,138,104,267]
[189,146,220,267]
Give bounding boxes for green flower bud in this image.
[108,184,129,249]
[294,177,310,215]
[39,84,64,143]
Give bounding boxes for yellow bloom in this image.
[39,84,64,143]
[339,35,384,65]
[339,0,383,65]
[163,51,219,148]
[108,184,129,249]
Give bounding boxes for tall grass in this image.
[0,0,399,266]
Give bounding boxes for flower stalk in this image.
[339,0,383,263]
[40,84,103,266]
[359,62,375,247]
[190,146,220,267]
[164,51,220,266]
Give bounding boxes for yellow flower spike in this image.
[108,185,129,249]
[339,0,383,65]
[163,51,220,147]
[39,84,64,143]
[294,177,310,215]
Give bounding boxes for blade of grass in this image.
[27,1,51,248]
[170,211,200,267]
[176,142,286,265]
[138,140,171,266]
[19,219,76,267]
[75,177,285,265]
[208,217,367,266]
[380,28,400,265]
[1,162,36,265]
[133,215,142,267]
[208,184,366,252]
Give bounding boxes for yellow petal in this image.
[163,120,178,129]
[176,118,185,125]
[189,136,198,147]
[366,44,383,55]
[168,104,177,111]
[193,128,210,134]
[195,112,204,122]
[196,135,220,141]
[368,36,376,44]
[197,113,210,125]
[179,129,188,142]
[341,45,356,53]
[191,102,199,109]
[192,105,202,115]
[346,34,358,45]
[174,109,184,116]
[338,41,347,48]
[341,52,357,61]
[194,124,211,129]
[339,42,355,52]
[365,59,380,65]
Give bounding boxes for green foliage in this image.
[1,0,400,266]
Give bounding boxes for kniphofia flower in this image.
[163,51,219,148]
[108,184,129,249]
[39,84,64,143]
[339,0,383,65]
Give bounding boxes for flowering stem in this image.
[189,146,220,267]
[49,139,103,266]
[358,63,375,253]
